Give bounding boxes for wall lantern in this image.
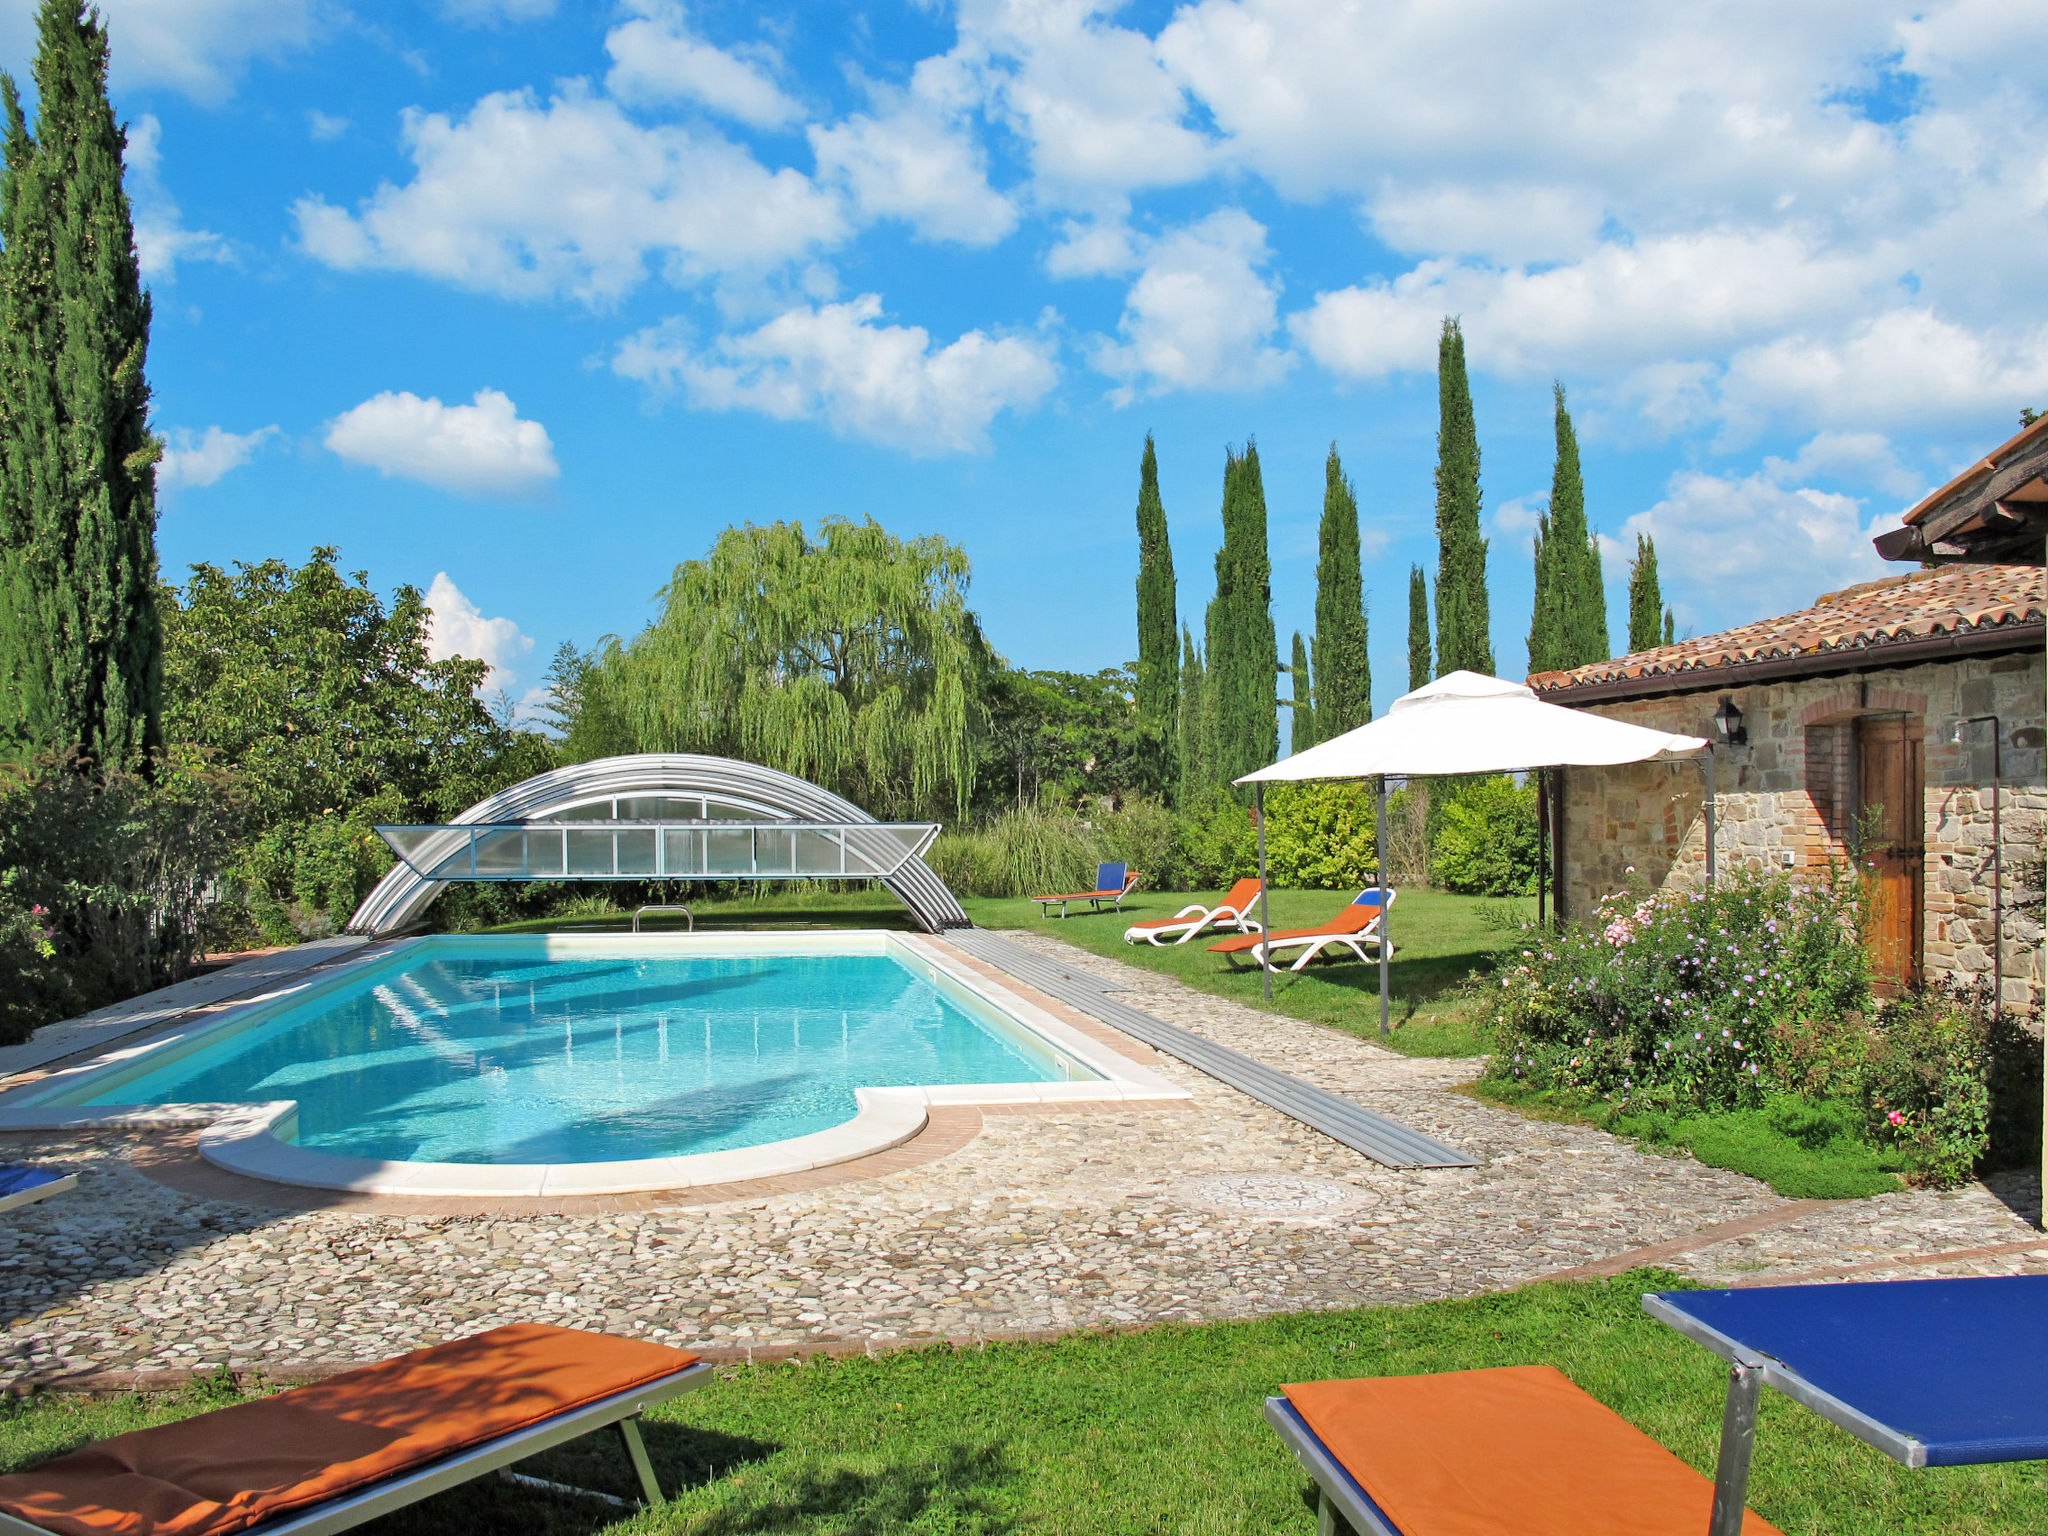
[1712,697,1747,748]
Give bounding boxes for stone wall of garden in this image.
[1555,649,2046,1014]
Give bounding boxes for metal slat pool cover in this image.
[1656,1276,2048,1466]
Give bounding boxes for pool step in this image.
[943,929,1477,1171]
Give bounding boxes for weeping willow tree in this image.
[587,518,989,818]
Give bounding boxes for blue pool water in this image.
[80,944,1074,1164]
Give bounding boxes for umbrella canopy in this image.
[1237,671,1707,784]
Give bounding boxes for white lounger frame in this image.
[1124,900,1261,946]
[0,1361,713,1536]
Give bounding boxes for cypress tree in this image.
[1132,433,1177,742]
[1406,565,1431,692]
[0,1,161,769]
[1627,534,1666,653]
[1528,384,1607,674]
[1662,607,1675,647]
[1527,516,1562,675]
[1289,630,1315,753]
[1312,443,1371,736]
[1208,441,1277,788]
[1432,317,1492,677]
[1176,624,1209,804]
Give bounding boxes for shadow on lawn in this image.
[681,1440,1020,1536]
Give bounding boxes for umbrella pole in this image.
[1377,774,1390,1038]
[1256,781,1272,1001]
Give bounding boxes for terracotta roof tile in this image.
[1529,564,2044,694]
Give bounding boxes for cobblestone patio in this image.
[2,930,2040,1389]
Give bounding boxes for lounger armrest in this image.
[1170,903,1213,919]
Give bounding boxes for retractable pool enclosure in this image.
[347,753,970,935]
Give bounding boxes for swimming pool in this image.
[10,933,1184,1196]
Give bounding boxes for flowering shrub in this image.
[1485,869,2031,1186]
[1487,870,1869,1112]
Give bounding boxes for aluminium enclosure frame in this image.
[348,753,970,935]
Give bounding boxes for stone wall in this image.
[1555,649,2045,1014]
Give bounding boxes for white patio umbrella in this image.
[1233,671,1709,1022]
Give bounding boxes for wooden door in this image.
[1857,715,1924,992]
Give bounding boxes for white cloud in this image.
[292,86,843,304]
[1720,308,2048,433]
[1604,466,1897,629]
[1761,431,1923,498]
[423,573,535,695]
[603,1,800,128]
[324,388,559,498]
[615,295,1058,453]
[1291,231,1891,384]
[1092,209,1291,400]
[1368,183,1607,267]
[125,116,231,281]
[157,424,278,490]
[306,110,351,142]
[94,0,320,104]
[1044,215,1139,278]
[443,0,556,23]
[948,1,1211,203]
[810,63,1017,246]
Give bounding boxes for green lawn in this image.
[1474,1082,1911,1199]
[960,887,1526,1058]
[4,1275,2037,1534]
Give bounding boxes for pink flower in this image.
[1887,1110,1905,1126]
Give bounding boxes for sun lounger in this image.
[1266,1364,1785,1536]
[0,1167,75,1216]
[1208,888,1394,971]
[0,1323,711,1536]
[1123,877,1266,945]
[1032,862,1141,917]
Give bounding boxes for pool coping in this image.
[0,931,1190,1196]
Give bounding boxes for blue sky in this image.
[12,0,2045,718]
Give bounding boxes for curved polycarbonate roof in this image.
[347,753,969,934]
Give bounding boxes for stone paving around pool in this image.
[2,929,2042,1389]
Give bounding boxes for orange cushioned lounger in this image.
[1268,1365,1784,1536]
[0,1324,709,1536]
[1208,900,1380,955]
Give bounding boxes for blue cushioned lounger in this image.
[0,1166,76,1216]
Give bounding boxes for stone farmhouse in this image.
[1529,562,2044,1010]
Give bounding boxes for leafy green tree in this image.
[0,2,161,770]
[587,517,989,819]
[1289,630,1315,752]
[0,751,245,1043]
[161,549,515,935]
[981,666,1141,811]
[1432,318,1492,676]
[1407,565,1432,691]
[1313,444,1371,736]
[1177,625,1209,805]
[1528,384,1608,674]
[1205,441,1277,788]
[1132,434,1177,772]
[1628,534,1668,653]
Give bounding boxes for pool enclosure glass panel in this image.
[378,820,941,882]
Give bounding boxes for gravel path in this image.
[2,930,2035,1388]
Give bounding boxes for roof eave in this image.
[1533,621,2044,706]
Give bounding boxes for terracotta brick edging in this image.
[1538,1199,1844,1282]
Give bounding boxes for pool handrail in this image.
[631,904,694,933]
